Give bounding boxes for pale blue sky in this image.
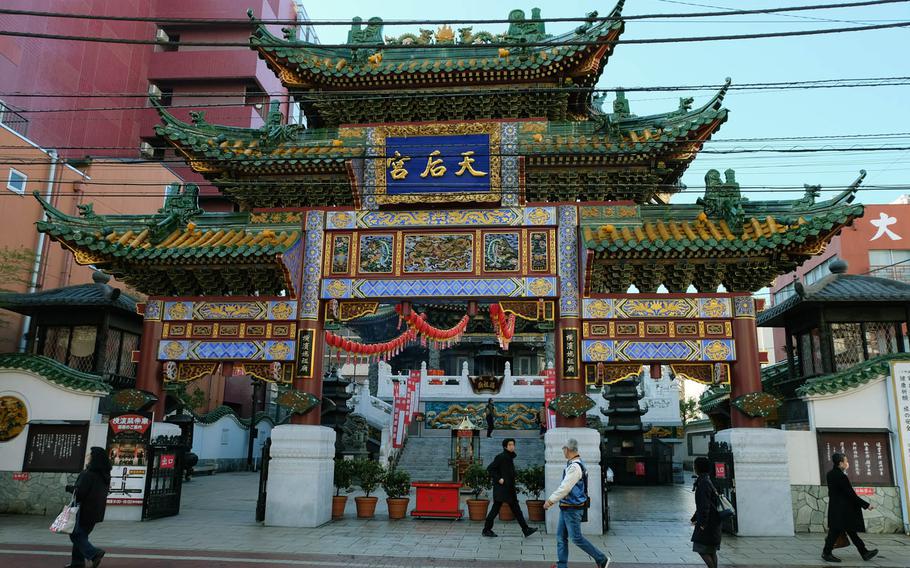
[303,0,909,204]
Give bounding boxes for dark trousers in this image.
[484,498,530,532]
[823,528,868,555]
[486,418,494,437]
[70,518,99,566]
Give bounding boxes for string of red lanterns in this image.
[395,304,469,349]
[488,303,516,350]
[324,327,417,364]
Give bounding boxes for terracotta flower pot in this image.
[332,495,348,520]
[355,496,379,518]
[499,502,514,521]
[526,499,546,522]
[466,498,489,521]
[386,497,409,520]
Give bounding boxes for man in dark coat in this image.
[482,438,538,538]
[65,447,111,568]
[822,452,878,563]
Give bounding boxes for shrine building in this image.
[32,3,866,534]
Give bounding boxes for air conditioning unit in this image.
[155,29,169,43]
[139,142,155,158]
[148,84,162,99]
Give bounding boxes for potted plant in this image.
[463,463,492,521]
[382,467,411,519]
[518,465,546,522]
[353,459,385,518]
[332,459,354,520]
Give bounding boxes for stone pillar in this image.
[730,295,764,428]
[544,427,602,535]
[367,361,379,397]
[265,424,335,527]
[715,428,794,536]
[135,301,164,419]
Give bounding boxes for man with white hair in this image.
[543,438,610,568]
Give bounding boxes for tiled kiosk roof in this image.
[581,170,865,293]
[798,353,910,397]
[153,83,730,208]
[0,353,111,394]
[0,272,138,316]
[249,4,625,125]
[33,184,301,296]
[757,259,910,326]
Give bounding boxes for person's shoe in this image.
[822,552,842,563]
[596,556,612,568]
[482,529,497,537]
[91,550,105,568]
[522,527,538,537]
[861,549,879,561]
[64,564,86,568]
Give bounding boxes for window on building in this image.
[804,256,836,285]
[869,249,910,282]
[515,356,537,376]
[830,323,864,372]
[0,99,28,136]
[156,28,179,52]
[864,322,899,358]
[7,168,26,194]
[773,282,796,305]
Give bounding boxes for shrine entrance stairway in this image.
[396,432,545,482]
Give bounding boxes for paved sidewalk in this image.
[1,473,907,567]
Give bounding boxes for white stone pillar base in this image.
[544,427,602,535]
[264,424,335,528]
[716,427,794,536]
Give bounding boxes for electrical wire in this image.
[2,21,909,48]
[1,0,906,27]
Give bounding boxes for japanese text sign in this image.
[385,134,491,195]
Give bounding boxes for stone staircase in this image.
[396,433,545,482]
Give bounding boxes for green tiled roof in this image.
[698,384,730,414]
[0,279,138,316]
[249,4,625,86]
[797,352,910,397]
[189,405,279,428]
[0,353,111,394]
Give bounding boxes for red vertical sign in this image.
[391,380,409,449]
[715,462,726,479]
[635,461,646,476]
[544,368,557,431]
[406,370,420,424]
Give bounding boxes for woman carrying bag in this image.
[65,447,111,568]
[691,457,723,568]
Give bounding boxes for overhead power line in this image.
[0,0,906,27]
[3,76,909,100]
[1,21,909,49]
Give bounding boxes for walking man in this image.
[822,452,878,563]
[485,398,495,438]
[482,438,538,538]
[544,438,610,568]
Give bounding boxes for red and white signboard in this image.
[391,380,409,449]
[855,487,875,496]
[109,414,151,434]
[715,462,727,479]
[406,370,420,424]
[544,368,557,431]
[159,454,176,470]
[12,472,29,481]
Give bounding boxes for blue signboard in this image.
[385,134,491,195]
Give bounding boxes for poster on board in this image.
[889,362,910,533]
[106,412,152,506]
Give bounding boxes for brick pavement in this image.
[1,473,907,567]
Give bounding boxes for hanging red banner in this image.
[391,381,408,449]
[407,370,420,424]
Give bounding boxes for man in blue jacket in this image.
[544,438,610,568]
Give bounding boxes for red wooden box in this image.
[410,481,463,519]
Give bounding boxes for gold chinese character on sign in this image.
[387,151,411,180]
[419,150,447,178]
[455,150,487,177]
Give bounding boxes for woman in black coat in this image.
[66,446,111,568]
[691,457,722,568]
[822,452,878,563]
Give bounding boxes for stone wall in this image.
[791,485,903,533]
[0,471,78,516]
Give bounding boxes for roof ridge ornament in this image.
[698,168,747,235]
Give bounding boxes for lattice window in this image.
[67,326,96,373]
[865,322,899,357]
[102,329,122,375]
[831,323,863,372]
[120,332,139,378]
[42,326,70,365]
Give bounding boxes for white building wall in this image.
[809,378,890,431]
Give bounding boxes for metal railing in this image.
[868,264,910,283]
[0,102,29,137]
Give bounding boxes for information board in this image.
[22,422,89,473]
[817,431,893,486]
[106,412,152,506]
[890,361,910,532]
